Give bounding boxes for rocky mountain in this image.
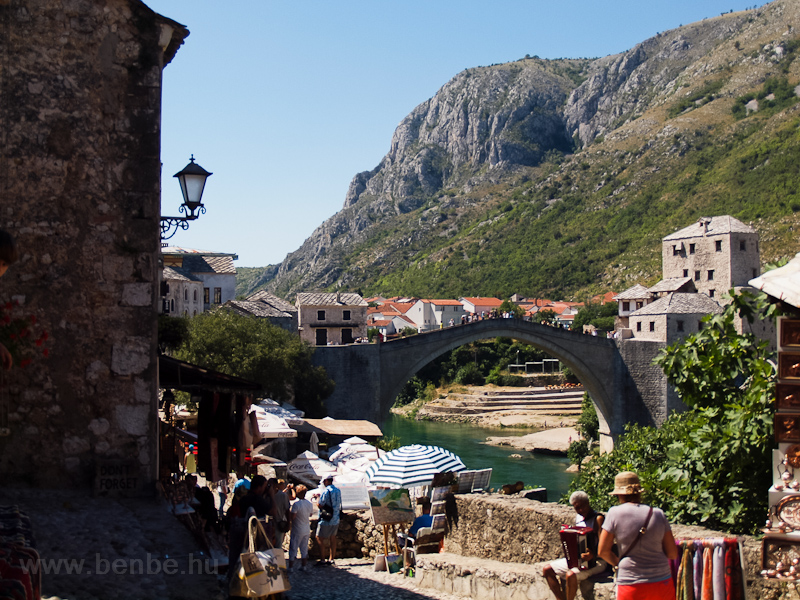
[244,0,800,301]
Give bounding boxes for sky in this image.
[143,0,763,267]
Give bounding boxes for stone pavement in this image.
[0,488,469,600]
[284,558,468,600]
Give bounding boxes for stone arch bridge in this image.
[312,319,672,450]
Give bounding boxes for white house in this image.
[460,297,503,317]
[406,299,465,332]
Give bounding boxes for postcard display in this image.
[764,318,800,579]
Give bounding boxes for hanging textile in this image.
[673,538,746,600]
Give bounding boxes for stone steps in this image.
[415,552,614,600]
[423,405,583,415]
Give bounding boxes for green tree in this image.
[576,392,599,441]
[158,314,190,354]
[572,302,618,332]
[174,309,333,417]
[499,299,524,318]
[569,290,779,533]
[533,309,558,325]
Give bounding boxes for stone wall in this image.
[0,0,186,490]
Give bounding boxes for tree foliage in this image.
[174,309,333,417]
[572,302,618,332]
[568,290,779,534]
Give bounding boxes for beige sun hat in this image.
[609,471,643,496]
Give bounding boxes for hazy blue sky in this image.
[143,1,762,267]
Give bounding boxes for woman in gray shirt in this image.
[598,471,678,600]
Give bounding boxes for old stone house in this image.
[628,293,723,342]
[162,246,237,313]
[225,290,298,332]
[662,216,760,301]
[296,292,368,345]
[0,1,187,489]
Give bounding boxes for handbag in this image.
[229,516,291,598]
[319,499,334,522]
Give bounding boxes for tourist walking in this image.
[598,471,678,600]
[543,491,607,600]
[315,475,342,566]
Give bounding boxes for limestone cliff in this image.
[253,0,800,300]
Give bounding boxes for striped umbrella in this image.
[365,444,466,488]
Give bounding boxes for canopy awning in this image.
[159,355,262,393]
[294,419,382,438]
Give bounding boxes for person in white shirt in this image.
[287,485,314,571]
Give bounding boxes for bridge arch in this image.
[313,319,650,450]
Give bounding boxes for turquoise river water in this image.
[380,414,575,501]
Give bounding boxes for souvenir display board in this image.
[765,319,800,573]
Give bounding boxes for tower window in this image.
[689,244,696,254]
[677,320,684,332]
[708,270,714,281]
[715,240,722,251]
[649,322,655,332]
[636,322,642,332]
[740,240,746,251]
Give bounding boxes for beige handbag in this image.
[230,516,290,598]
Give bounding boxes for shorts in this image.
[549,557,608,581]
[616,578,675,600]
[289,530,310,560]
[316,521,339,538]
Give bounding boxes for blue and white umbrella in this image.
[365,444,466,488]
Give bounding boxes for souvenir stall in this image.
[750,256,800,580]
[157,354,262,565]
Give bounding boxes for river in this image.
[380,414,575,501]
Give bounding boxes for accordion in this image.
[559,525,595,570]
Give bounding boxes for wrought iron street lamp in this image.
[160,155,213,241]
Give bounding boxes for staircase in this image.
[419,386,585,419]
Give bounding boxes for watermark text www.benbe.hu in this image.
[20,553,221,576]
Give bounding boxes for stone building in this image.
[628,292,723,343]
[406,299,465,332]
[0,1,187,489]
[161,266,203,317]
[225,290,298,332]
[162,247,237,312]
[662,216,760,301]
[296,292,368,345]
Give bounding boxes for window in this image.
[672,245,680,256]
[342,328,354,344]
[622,302,630,312]
[689,243,695,254]
[740,240,746,251]
[715,240,722,251]
[709,289,715,298]
[317,310,326,321]
[203,288,210,304]
[214,288,222,304]
[170,299,175,312]
[694,270,701,281]
[315,329,327,346]
[193,289,198,302]
[636,301,643,310]
[343,310,351,321]
[649,322,655,332]
[636,322,642,332]
[683,269,689,278]
[707,270,714,281]
[677,320,684,332]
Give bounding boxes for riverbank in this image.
[391,384,581,430]
[483,426,579,455]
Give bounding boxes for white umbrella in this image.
[253,400,304,426]
[365,444,466,488]
[287,450,337,487]
[253,411,297,439]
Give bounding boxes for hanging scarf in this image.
[712,544,725,600]
[676,544,695,600]
[701,546,713,600]
[693,540,703,599]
